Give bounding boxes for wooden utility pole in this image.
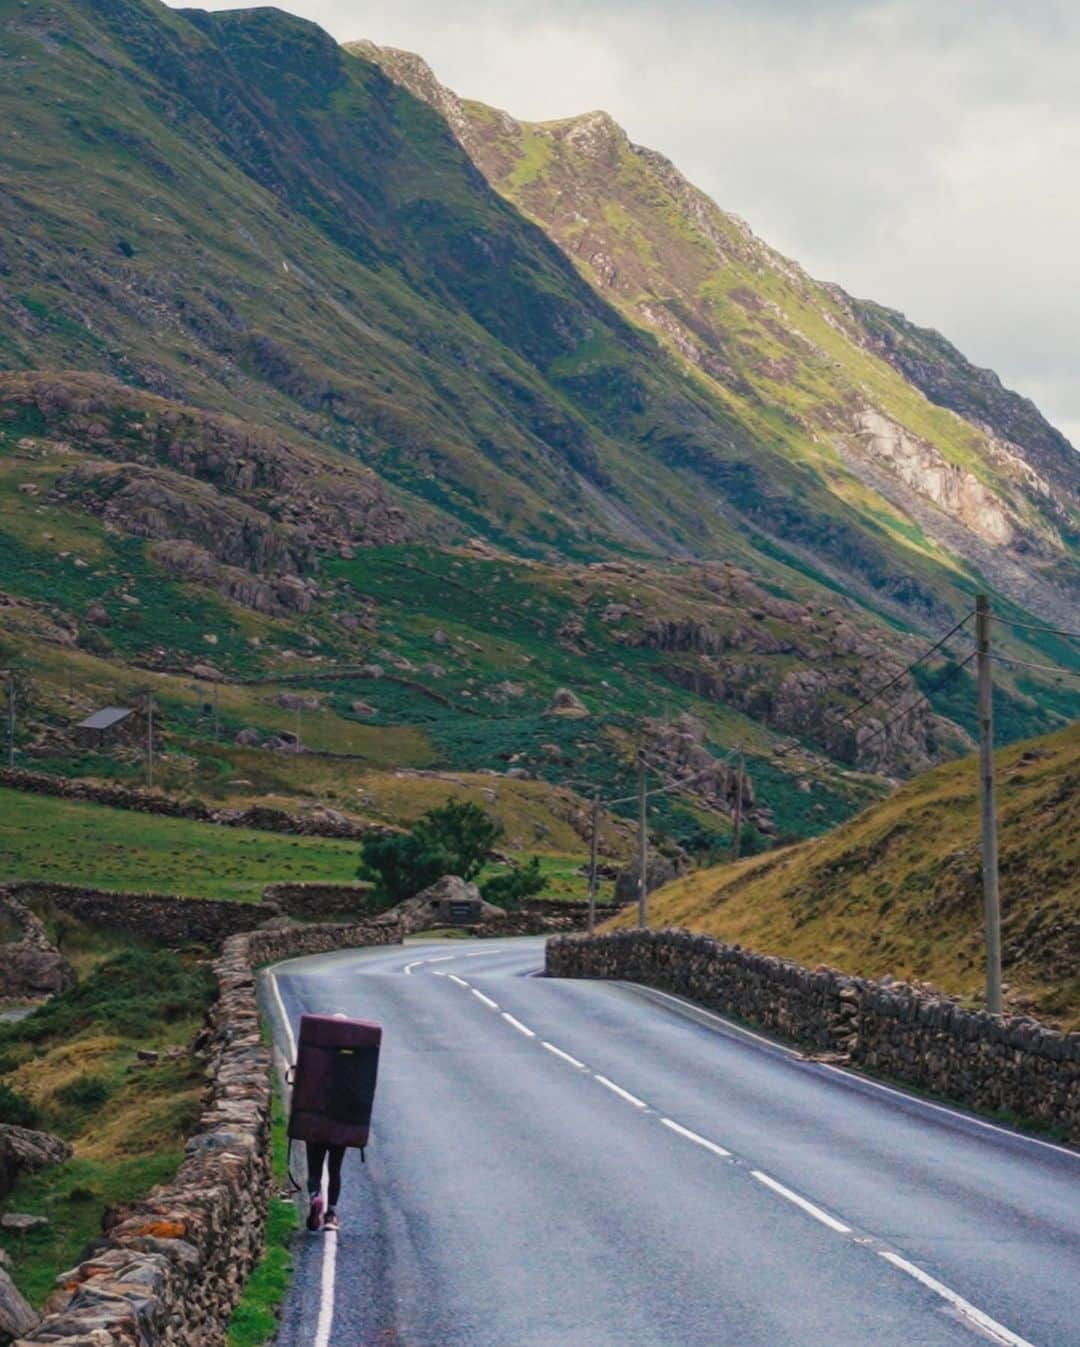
[587,792,600,936]
[212,680,220,742]
[4,671,14,770]
[732,750,744,861]
[637,754,648,928]
[975,595,1002,1014]
[145,690,155,789]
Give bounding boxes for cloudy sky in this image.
[170,0,1080,448]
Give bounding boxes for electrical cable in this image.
[837,612,974,725]
[990,616,1080,642]
[991,654,1080,679]
[855,653,976,749]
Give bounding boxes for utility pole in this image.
[637,754,648,928]
[295,704,301,755]
[732,749,744,862]
[145,690,155,789]
[212,680,220,743]
[4,671,14,770]
[587,792,600,936]
[975,595,1002,1015]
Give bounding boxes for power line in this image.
[855,653,976,749]
[991,616,1080,642]
[837,612,974,725]
[991,653,1080,680]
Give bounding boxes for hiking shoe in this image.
[324,1209,340,1231]
[306,1196,324,1232]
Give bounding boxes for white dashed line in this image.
[403,959,423,975]
[471,989,499,1009]
[877,1252,1036,1347]
[750,1171,851,1234]
[659,1118,731,1158]
[427,955,456,963]
[448,974,469,987]
[541,1042,587,1069]
[594,1075,648,1109]
[502,1012,536,1038]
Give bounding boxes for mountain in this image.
[0,0,1077,853]
[611,723,1080,1028]
[356,41,1080,626]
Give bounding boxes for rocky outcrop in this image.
[375,875,505,934]
[0,892,74,999]
[16,919,402,1347]
[546,929,1080,1141]
[0,1266,36,1344]
[0,1126,71,1201]
[546,688,589,718]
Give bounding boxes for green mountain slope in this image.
[0,0,1077,855]
[359,41,1080,629]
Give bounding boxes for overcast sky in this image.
[169,0,1080,449]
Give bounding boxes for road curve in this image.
[262,937,1079,1347]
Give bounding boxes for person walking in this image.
[306,1139,345,1231]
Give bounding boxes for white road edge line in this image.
[643,985,1077,1162]
[471,989,499,1009]
[751,1171,851,1234]
[594,1075,648,1109]
[502,1012,536,1038]
[659,1117,731,1157]
[878,1251,1036,1347]
[448,974,469,987]
[541,1042,587,1069]
[268,974,337,1347]
[267,971,297,1061]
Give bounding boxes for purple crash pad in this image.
[287,1013,382,1148]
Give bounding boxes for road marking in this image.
[594,1075,647,1109]
[750,1171,851,1234]
[815,1063,1080,1162]
[313,1217,338,1347]
[267,972,297,1061]
[427,955,456,963]
[471,989,499,1009]
[502,1012,536,1038]
[403,959,424,975]
[631,985,799,1057]
[466,950,503,957]
[448,974,469,987]
[541,1042,587,1069]
[878,1251,1036,1347]
[659,1117,731,1158]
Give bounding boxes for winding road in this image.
[262,937,1079,1347]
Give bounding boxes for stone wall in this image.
[0,767,372,839]
[5,881,277,949]
[261,882,374,922]
[17,918,401,1347]
[546,929,1080,1142]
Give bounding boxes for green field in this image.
[0,788,360,901]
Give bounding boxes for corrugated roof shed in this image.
[78,707,135,731]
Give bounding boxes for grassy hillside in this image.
[618,725,1080,1028]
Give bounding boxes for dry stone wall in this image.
[16,919,401,1347]
[546,929,1080,1142]
[5,882,277,950]
[0,891,75,999]
[261,882,374,921]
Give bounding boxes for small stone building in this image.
[74,706,144,749]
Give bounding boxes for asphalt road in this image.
[263,937,1080,1347]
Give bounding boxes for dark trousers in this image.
[306,1142,345,1207]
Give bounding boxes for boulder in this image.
[0,1265,36,1342]
[234,726,261,747]
[376,876,506,935]
[546,687,589,718]
[0,1126,72,1200]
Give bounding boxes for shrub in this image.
[0,1082,39,1128]
[480,857,546,909]
[56,1076,111,1110]
[413,800,503,881]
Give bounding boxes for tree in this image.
[358,799,504,907]
[480,857,546,909]
[413,799,502,881]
